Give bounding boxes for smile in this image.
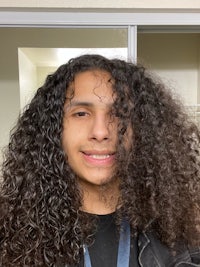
[81,151,115,166]
[89,154,111,159]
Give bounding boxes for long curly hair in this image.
[1,54,200,266]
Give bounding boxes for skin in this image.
[62,70,119,214]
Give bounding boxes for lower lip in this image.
[82,153,115,166]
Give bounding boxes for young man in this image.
[1,54,200,267]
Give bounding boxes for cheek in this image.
[61,135,76,170]
[61,126,83,156]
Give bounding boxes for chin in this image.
[77,170,117,188]
[90,175,116,187]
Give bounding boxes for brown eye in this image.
[74,112,88,117]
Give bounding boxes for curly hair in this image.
[1,54,200,266]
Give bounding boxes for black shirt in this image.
[78,213,139,267]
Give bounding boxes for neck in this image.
[79,179,120,215]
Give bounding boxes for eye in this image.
[74,111,89,117]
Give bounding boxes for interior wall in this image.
[1,0,200,9]
[18,49,37,111]
[37,66,57,89]
[137,33,199,106]
[0,29,20,164]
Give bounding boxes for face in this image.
[62,70,118,188]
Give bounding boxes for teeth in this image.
[90,154,110,159]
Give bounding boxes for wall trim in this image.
[1,11,200,27]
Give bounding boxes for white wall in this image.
[18,49,37,110]
[0,30,20,163]
[37,66,57,89]
[0,0,200,9]
[138,33,199,106]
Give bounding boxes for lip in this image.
[81,150,116,166]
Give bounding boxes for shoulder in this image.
[137,231,200,267]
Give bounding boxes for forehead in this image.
[66,70,115,103]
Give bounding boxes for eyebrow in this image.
[65,100,114,110]
[65,101,93,109]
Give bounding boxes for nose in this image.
[89,114,110,142]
